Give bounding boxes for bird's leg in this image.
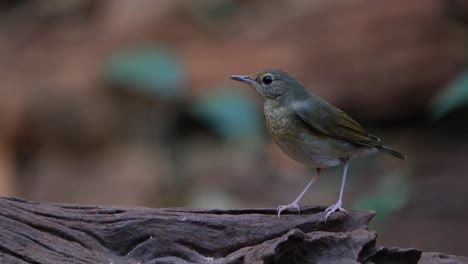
[325,158,350,222]
[277,168,321,218]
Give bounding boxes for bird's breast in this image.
[262,100,369,168]
[263,105,295,140]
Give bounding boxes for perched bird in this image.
[230,69,406,222]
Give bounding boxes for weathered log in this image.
[0,197,466,264]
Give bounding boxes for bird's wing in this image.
[292,99,380,147]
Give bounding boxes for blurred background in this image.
[0,0,467,256]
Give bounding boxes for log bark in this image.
[0,197,466,264]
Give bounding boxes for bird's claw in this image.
[324,203,348,223]
[276,203,300,219]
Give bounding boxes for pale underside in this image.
[263,100,377,168]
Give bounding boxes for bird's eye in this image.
[262,75,273,85]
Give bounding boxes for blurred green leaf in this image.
[352,169,412,228]
[430,68,468,119]
[104,45,184,98]
[189,0,236,25]
[191,87,264,144]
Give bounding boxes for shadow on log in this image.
[0,197,466,264]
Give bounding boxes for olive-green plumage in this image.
[230,69,406,221]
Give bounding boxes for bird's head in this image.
[230,69,309,102]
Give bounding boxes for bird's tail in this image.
[377,145,407,160]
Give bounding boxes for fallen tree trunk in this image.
[0,197,466,264]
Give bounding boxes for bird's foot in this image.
[324,202,348,223]
[276,202,300,219]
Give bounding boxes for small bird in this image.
[230,69,406,222]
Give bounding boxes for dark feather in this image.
[293,98,379,146]
[292,97,405,159]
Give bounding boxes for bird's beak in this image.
[230,75,257,85]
